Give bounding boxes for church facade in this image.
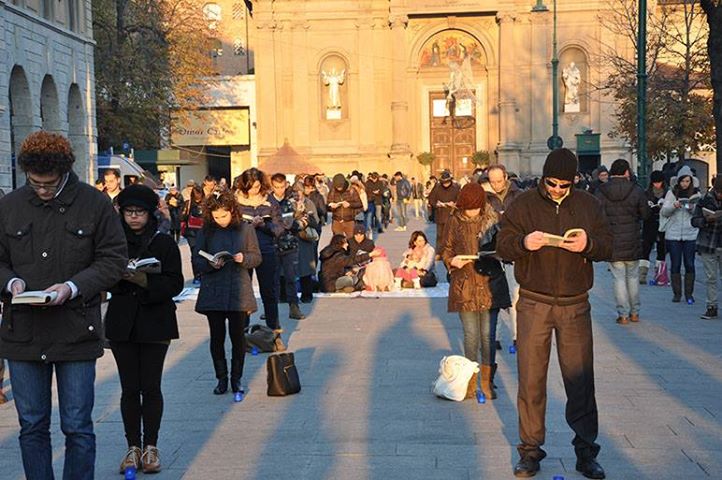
[252,0,642,179]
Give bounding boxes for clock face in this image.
[203,3,222,22]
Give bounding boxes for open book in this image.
[702,207,722,220]
[127,257,161,274]
[199,250,235,263]
[241,214,271,223]
[456,252,497,261]
[542,228,585,247]
[12,291,58,305]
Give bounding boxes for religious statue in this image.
[562,62,581,112]
[321,68,346,110]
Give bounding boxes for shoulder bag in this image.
[267,352,301,396]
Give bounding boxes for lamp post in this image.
[636,0,648,186]
[533,0,563,150]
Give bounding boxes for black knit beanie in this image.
[650,170,665,183]
[543,148,578,182]
[117,184,159,212]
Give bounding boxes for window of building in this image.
[67,0,78,32]
[233,39,245,56]
[232,3,245,20]
[41,0,53,20]
[210,39,223,58]
[203,2,222,31]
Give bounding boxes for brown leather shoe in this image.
[119,446,142,474]
[141,445,161,474]
[629,313,640,323]
[616,316,629,325]
[0,391,7,404]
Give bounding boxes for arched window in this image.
[203,3,221,31]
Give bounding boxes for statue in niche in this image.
[562,62,581,112]
[321,68,346,110]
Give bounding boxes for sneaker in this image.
[141,445,161,474]
[701,305,718,319]
[616,316,629,325]
[119,446,142,474]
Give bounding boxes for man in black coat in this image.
[595,159,650,324]
[498,149,612,480]
[691,175,722,319]
[0,132,127,479]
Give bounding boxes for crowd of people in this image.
[2,131,721,480]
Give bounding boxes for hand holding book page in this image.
[525,228,587,253]
[702,207,722,221]
[127,257,161,274]
[12,291,59,305]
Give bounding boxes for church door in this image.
[429,91,476,178]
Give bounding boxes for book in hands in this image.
[542,228,585,247]
[12,291,59,305]
[702,207,722,219]
[199,250,235,264]
[127,257,161,274]
[241,214,271,223]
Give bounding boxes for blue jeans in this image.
[609,260,641,316]
[666,240,696,274]
[395,200,408,227]
[459,309,498,366]
[8,360,96,480]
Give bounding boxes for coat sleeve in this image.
[68,199,129,299]
[660,190,677,217]
[0,202,16,292]
[691,194,713,229]
[240,225,262,269]
[497,201,533,262]
[140,235,184,304]
[421,245,436,271]
[439,216,458,270]
[256,202,285,238]
[191,229,215,275]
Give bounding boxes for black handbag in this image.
[475,223,504,277]
[245,324,277,352]
[267,353,301,396]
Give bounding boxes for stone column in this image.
[529,8,552,174]
[496,12,520,172]
[389,14,409,156]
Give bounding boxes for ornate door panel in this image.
[429,92,476,178]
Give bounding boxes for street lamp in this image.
[533,0,563,150]
[637,0,648,186]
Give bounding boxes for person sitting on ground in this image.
[348,223,375,257]
[363,246,396,292]
[319,234,377,293]
[394,231,437,289]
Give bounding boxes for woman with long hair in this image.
[394,231,437,289]
[233,168,287,350]
[106,185,184,474]
[192,191,262,396]
[661,166,700,303]
[441,182,510,401]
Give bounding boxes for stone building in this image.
[249,0,689,179]
[0,0,96,190]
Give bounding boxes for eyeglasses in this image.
[27,176,62,192]
[545,178,573,189]
[122,208,148,217]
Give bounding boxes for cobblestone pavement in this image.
[0,216,720,479]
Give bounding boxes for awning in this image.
[134,149,200,166]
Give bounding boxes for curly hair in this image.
[202,190,243,229]
[233,168,271,196]
[18,131,75,175]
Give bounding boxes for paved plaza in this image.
[0,217,721,479]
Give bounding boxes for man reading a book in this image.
[692,175,722,319]
[498,148,612,479]
[0,131,127,479]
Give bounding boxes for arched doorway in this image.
[417,29,489,178]
[9,66,35,188]
[40,75,61,133]
[67,84,87,177]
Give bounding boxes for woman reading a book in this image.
[440,183,510,401]
[661,165,700,303]
[233,168,286,350]
[192,191,261,397]
[105,185,184,474]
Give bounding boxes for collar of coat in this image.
[454,203,498,232]
[25,170,80,207]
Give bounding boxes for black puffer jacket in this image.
[595,178,650,261]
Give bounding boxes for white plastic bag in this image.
[432,355,479,401]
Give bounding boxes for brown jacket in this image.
[327,184,363,222]
[0,172,128,362]
[441,204,499,312]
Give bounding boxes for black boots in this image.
[684,273,695,304]
[671,273,682,302]
[289,303,306,320]
[230,357,243,393]
[299,276,314,303]
[212,359,228,395]
[702,305,718,319]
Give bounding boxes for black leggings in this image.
[110,341,170,448]
[206,311,249,375]
[642,223,666,261]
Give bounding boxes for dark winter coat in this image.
[327,184,363,222]
[297,197,320,278]
[365,179,384,204]
[498,183,613,301]
[0,172,128,362]
[318,244,370,293]
[348,237,375,257]
[427,182,461,225]
[192,224,262,313]
[308,190,327,227]
[595,177,650,261]
[691,191,722,254]
[238,199,284,256]
[441,204,507,312]
[165,192,184,231]
[105,227,184,342]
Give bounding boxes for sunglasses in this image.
[545,178,573,189]
[122,208,148,217]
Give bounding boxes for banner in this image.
[171,108,249,146]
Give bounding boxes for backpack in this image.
[245,324,277,352]
[398,180,412,200]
